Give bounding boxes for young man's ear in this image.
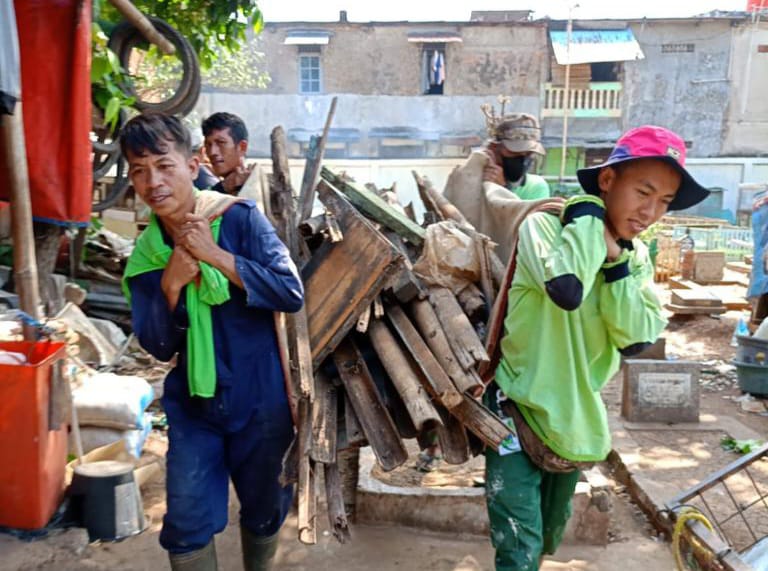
[237,139,248,157]
[597,166,618,193]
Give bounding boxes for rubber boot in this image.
[168,541,218,571]
[240,526,279,571]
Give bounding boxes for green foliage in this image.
[202,42,271,91]
[91,22,135,129]
[96,0,264,71]
[721,436,763,455]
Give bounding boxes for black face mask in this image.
[501,155,533,184]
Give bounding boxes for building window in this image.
[422,44,446,95]
[590,61,621,82]
[299,48,321,94]
[661,43,695,54]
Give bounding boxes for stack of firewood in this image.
[265,114,511,546]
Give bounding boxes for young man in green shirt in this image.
[485,125,710,570]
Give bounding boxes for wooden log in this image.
[434,405,470,465]
[333,338,408,471]
[323,462,352,544]
[298,97,338,225]
[382,230,427,303]
[108,0,176,54]
[456,283,486,324]
[297,399,317,545]
[270,127,314,402]
[306,183,403,367]
[385,304,463,408]
[409,299,484,395]
[320,169,426,246]
[368,319,442,432]
[412,170,468,226]
[429,286,489,369]
[310,372,338,464]
[342,393,367,449]
[449,395,513,449]
[412,171,444,222]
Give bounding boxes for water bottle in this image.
[731,316,750,347]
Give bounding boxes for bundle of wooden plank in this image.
[263,110,511,545]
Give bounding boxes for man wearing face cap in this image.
[442,109,562,262]
[483,113,550,201]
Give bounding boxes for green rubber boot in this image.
[168,541,218,571]
[240,526,279,571]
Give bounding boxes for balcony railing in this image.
[542,82,622,118]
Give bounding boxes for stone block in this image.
[563,482,612,546]
[694,251,725,283]
[622,360,700,423]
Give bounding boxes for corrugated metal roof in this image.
[549,29,644,65]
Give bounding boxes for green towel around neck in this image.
[122,212,230,398]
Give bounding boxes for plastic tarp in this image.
[748,191,768,298]
[0,0,20,115]
[0,0,92,226]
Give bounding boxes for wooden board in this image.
[304,185,403,367]
[726,262,752,276]
[664,303,727,315]
[320,168,426,246]
[670,289,723,308]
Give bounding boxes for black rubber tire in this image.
[107,16,201,117]
[92,157,131,213]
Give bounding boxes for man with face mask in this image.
[483,113,550,201]
[442,110,561,262]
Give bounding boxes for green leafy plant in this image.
[721,436,764,455]
[91,21,136,130]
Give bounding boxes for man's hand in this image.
[161,246,199,310]
[177,214,220,265]
[604,225,623,262]
[482,145,506,186]
[221,162,254,194]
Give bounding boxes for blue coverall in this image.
[127,201,304,554]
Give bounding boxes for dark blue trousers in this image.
[159,397,294,554]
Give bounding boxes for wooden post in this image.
[310,371,337,464]
[368,319,441,431]
[412,170,469,226]
[449,395,512,449]
[107,0,176,54]
[297,398,317,545]
[429,286,489,370]
[409,299,483,394]
[1,106,41,338]
[434,404,470,465]
[323,462,352,543]
[385,304,462,409]
[333,337,408,472]
[297,97,338,225]
[270,126,314,401]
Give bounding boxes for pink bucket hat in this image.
[576,125,709,211]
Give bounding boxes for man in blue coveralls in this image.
[120,113,304,571]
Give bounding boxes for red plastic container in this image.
[0,341,67,529]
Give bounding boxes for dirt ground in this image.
[2,282,766,570]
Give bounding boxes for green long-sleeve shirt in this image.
[495,194,666,462]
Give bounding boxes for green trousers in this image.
[485,443,580,571]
